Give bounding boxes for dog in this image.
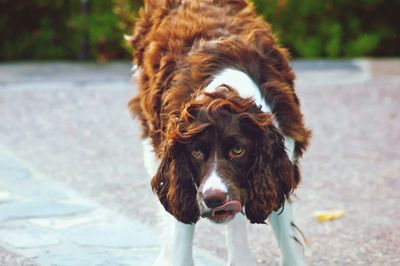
[126,0,311,265]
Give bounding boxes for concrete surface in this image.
[0,59,399,265]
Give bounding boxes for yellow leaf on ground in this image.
[314,209,345,222]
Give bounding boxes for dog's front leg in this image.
[226,213,256,266]
[153,210,195,266]
[270,201,307,266]
[143,139,195,266]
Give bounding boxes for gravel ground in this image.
[0,60,399,265]
[0,247,37,266]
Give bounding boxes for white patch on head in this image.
[205,68,272,114]
[205,68,296,162]
[201,165,228,193]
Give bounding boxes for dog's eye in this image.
[229,145,245,158]
[191,149,204,159]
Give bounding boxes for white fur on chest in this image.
[205,68,295,162]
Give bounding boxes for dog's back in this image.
[127,0,308,157]
[130,0,262,66]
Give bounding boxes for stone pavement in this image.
[0,60,399,265]
[0,148,223,266]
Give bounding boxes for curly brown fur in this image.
[151,141,200,223]
[244,124,294,223]
[128,0,311,224]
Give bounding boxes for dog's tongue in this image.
[211,200,242,218]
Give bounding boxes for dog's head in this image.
[151,88,295,224]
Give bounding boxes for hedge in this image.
[253,0,399,58]
[0,0,398,60]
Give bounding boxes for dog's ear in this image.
[245,125,294,224]
[151,141,200,224]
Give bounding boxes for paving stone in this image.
[61,218,158,248]
[28,215,100,230]
[0,200,94,222]
[0,153,95,223]
[0,190,11,202]
[0,224,61,248]
[18,243,141,266]
[0,155,32,182]
[22,244,224,266]
[7,181,70,201]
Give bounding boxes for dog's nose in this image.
[202,189,227,208]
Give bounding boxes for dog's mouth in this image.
[208,200,242,223]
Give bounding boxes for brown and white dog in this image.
[126,0,311,265]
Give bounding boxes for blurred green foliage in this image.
[0,0,142,61]
[253,0,399,58]
[0,0,398,61]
